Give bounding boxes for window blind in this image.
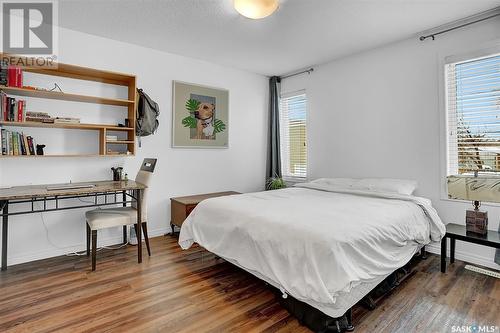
[446,53,500,175]
[279,91,307,179]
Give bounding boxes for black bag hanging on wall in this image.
[136,88,160,146]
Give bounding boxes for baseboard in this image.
[426,243,500,270]
[7,227,170,266]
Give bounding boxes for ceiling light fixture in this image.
[234,0,279,19]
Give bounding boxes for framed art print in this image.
[172,81,229,148]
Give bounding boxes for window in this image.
[446,53,500,175]
[280,91,307,179]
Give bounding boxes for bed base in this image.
[275,246,426,333]
[274,288,354,333]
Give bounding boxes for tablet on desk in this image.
[46,184,96,191]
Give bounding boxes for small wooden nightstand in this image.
[441,223,500,273]
[170,191,240,234]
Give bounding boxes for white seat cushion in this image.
[85,207,138,230]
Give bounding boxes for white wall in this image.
[0,27,268,265]
[282,19,500,269]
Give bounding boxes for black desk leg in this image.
[1,200,8,271]
[123,226,127,244]
[450,238,455,264]
[136,189,142,264]
[441,236,447,273]
[122,191,127,244]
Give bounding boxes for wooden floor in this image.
[0,236,499,333]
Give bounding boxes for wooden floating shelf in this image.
[0,121,134,131]
[1,52,135,86]
[0,53,137,157]
[25,65,135,86]
[106,140,134,144]
[0,86,134,107]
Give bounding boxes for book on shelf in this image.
[12,132,19,155]
[53,117,80,124]
[25,117,55,123]
[6,131,12,155]
[18,67,23,87]
[6,66,22,88]
[9,98,15,122]
[0,129,37,156]
[22,134,30,155]
[25,111,54,123]
[106,135,118,141]
[19,132,26,155]
[0,129,6,155]
[25,111,50,122]
[17,100,25,122]
[26,111,50,118]
[0,93,27,122]
[0,61,7,86]
[27,136,35,155]
[17,133,22,155]
[1,91,7,121]
[7,67,16,88]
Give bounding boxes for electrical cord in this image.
[65,242,130,257]
[77,196,101,207]
[40,208,66,250]
[77,193,124,208]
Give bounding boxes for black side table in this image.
[441,223,500,273]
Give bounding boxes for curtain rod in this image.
[419,10,500,41]
[281,68,314,80]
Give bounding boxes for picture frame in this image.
[172,81,229,148]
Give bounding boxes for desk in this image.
[0,180,146,270]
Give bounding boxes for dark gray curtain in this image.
[266,76,282,180]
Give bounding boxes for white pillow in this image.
[356,178,418,195]
[310,178,358,188]
[311,178,418,195]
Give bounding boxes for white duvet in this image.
[179,182,445,311]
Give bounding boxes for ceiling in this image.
[58,0,500,76]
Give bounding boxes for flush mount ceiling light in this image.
[234,0,279,19]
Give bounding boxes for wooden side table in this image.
[441,223,500,273]
[170,191,240,234]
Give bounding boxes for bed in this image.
[178,178,446,320]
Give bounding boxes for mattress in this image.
[179,182,445,317]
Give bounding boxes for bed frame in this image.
[273,246,427,333]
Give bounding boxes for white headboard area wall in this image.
[0,26,268,265]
